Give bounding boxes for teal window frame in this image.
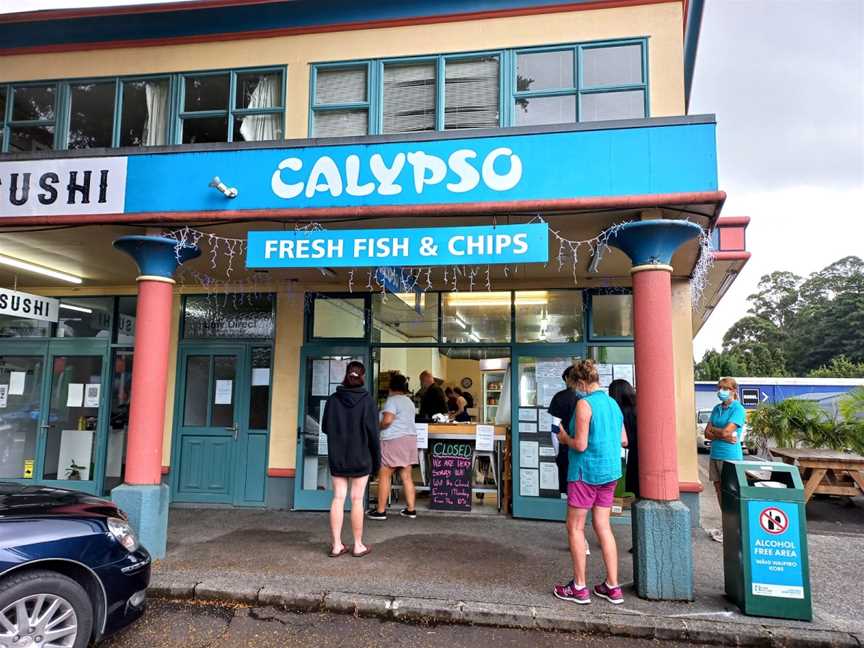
[0,65,286,153]
[308,38,648,137]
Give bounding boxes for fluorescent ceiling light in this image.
[454,312,469,329]
[0,254,83,284]
[60,303,92,314]
[446,291,548,307]
[468,331,481,342]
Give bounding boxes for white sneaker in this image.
[709,528,724,543]
[586,543,591,556]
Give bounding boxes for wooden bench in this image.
[770,448,864,503]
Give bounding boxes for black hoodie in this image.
[322,385,381,477]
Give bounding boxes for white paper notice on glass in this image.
[252,368,270,386]
[518,408,538,422]
[9,372,25,396]
[0,385,8,408]
[520,440,539,468]
[66,383,84,408]
[311,360,329,396]
[215,380,233,405]
[613,364,634,385]
[519,422,537,434]
[539,446,556,457]
[84,383,101,408]
[318,400,329,455]
[540,462,559,490]
[330,359,348,384]
[415,423,429,450]
[539,410,554,433]
[520,469,540,497]
[475,424,495,452]
[597,363,614,388]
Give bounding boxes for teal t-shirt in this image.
[567,390,624,485]
[709,400,746,461]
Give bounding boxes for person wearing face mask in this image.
[704,377,746,543]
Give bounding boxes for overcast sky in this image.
[3,0,863,363]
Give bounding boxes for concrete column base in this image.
[631,499,694,601]
[112,483,169,560]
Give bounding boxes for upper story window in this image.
[0,66,285,153]
[309,39,646,138]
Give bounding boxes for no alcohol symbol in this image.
[759,507,788,535]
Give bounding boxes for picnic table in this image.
[771,448,864,502]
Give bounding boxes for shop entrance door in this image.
[0,340,110,495]
[172,344,264,505]
[511,345,584,521]
[294,345,369,510]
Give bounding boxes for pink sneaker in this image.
[594,582,624,604]
[553,580,591,605]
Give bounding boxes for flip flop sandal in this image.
[328,547,349,558]
[352,547,372,558]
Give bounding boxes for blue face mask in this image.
[717,389,731,402]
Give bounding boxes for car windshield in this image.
[697,412,711,424]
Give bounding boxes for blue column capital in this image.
[609,219,703,268]
[113,235,200,279]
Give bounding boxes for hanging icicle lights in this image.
[163,219,714,304]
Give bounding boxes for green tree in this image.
[808,356,864,379]
[694,349,744,381]
[746,270,802,329]
[721,316,787,376]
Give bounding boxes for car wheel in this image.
[0,569,93,648]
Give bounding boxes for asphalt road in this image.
[101,600,706,648]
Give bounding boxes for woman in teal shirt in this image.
[705,377,746,542]
[553,360,628,606]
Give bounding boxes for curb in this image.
[148,577,861,648]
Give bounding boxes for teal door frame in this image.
[510,343,585,521]
[170,340,271,506]
[0,338,112,496]
[293,343,370,511]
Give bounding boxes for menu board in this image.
[430,441,473,511]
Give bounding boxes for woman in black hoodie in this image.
[321,360,380,558]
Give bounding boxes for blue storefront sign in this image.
[0,120,718,218]
[747,500,805,599]
[246,223,549,268]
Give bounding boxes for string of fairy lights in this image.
[162,218,715,307]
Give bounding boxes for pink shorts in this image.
[567,480,617,510]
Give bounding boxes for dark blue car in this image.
[0,483,151,647]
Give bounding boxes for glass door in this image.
[294,345,369,510]
[511,345,584,521]
[0,350,45,482]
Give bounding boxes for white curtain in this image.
[239,75,280,142]
[142,81,168,146]
[495,366,512,426]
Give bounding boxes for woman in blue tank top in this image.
[553,359,628,606]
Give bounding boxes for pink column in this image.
[124,278,174,485]
[632,265,680,501]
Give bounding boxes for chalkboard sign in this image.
[430,440,473,511]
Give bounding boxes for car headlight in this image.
[107,517,140,552]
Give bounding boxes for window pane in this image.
[183,356,209,426]
[181,116,228,144]
[372,292,439,343]
[312,297,366,338]
[514,95,575,126]
[0,314,50,338]
[382,63,436,133]
[249,347,271,430]
[313,109,368,137]
[581,90,645,122]
[316,67,367,105]
[184,74,229,112]
[67,82,116,149]
[233,113,282,142]
[9,125,54,152]
[183,294,275,339]
[56,297,113,338]
[591,293,633,337]
[12,84,55,121]
[442,292,511,343]
[582,44,643,87]
[116,296,136,345]
[445,56,499,129]
[516,290,584,343]
[0,356,43,479]
[211,355,236,427]
[516,50,574,92]
[104,349,133,493]
[120,79,169,147]
[236,72,281,109]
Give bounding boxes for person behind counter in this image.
[554,359,627,606]
[449,387,471,422]
[368,373,418,521]
[321,361,380,558]
[418,370,448,421]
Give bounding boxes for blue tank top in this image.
[567,390,624,485]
